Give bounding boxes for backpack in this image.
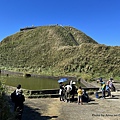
[102,84,106,91]
[16,94,25,104]
[11,90,16,102]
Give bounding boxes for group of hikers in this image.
[59,77,116,104]
[96,77,116,99]
[10,77,116,119]
[59,80,90,105]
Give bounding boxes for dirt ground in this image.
[9,81,120,120]
[20,92,120,120]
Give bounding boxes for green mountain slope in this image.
[0,25,120,79]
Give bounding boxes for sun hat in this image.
[72,82,76,84]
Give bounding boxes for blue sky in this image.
[0,0,120,46]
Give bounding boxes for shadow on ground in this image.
[22,104,58,120]
[8,95,58,120]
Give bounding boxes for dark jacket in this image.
[14,94,25,111]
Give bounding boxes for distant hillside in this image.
[0,25,120,79]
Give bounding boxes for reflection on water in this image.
[0,75,60,90]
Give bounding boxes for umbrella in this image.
[58,78,68,83]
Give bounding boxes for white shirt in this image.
[65,85,72,92]
[16,88,22,95]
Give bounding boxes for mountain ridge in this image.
[0,25,120,79]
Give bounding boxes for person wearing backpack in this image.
[11,84,21,102]
[101,82,106,98]
[14,89,25,111]
[14,89,25,120]
[11,84,25,120]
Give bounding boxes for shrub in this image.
[0,80,15,120]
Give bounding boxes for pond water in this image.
[0,75,69,90]
[0,75,83,90]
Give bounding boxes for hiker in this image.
[15,89,25,120]
[11,84,22,104]
[64,83,72,102]
[97,77,103,83]
[101,81,106,98]
[106,80,112,97]
[70,82,76,102]
[77,86,83,105]
[11,84,25,120]
[82,89,89,102]
[109,78,116,92]
[59,83,65,101]
[14,88,25,110]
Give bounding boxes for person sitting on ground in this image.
[82,89,90,102]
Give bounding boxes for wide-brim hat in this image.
[72,82,76,84]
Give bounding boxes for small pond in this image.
[0,75,83,90]
[0,75,61,90]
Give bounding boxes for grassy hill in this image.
[0,25,120,80]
